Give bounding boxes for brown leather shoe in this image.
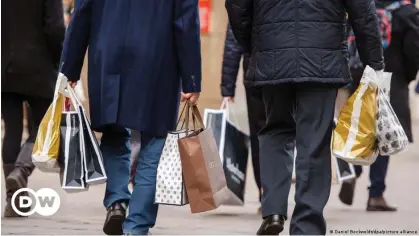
[367,196,397,212]
[103,201,127,235]
[3,165,30,217]
[339,179,356,206]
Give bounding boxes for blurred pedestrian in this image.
[221,23,264,213]
[59,0,201,235]
[1,0,65,217]
[339,0,419,211]
[226,0,384,234]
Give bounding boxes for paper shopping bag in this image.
[59,111,87,192]
[332,66,380,165]
[204,101,249,206]
[67,87,107,184]
[178,104,229,213]
[155,131,189,206]
[32,75,68,172]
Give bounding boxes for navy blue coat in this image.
[60,0,202,136]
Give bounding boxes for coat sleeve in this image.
[60,0,93,82]
[225,0,253,54]
[43,0,66,68]
[221,24,243,97]
[174,0,202,93]
[343,0,384,70]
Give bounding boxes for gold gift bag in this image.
[32,75,68,172]
[332,66,379,165]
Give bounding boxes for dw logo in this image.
[11,188,61,216]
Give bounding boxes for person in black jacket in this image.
[1,0,65,217]
[226,0,384,234]
[221,24,264,212]
[339,0,419,212]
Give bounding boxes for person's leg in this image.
[101,126,131,235]
[256,84,296,235]
[1,93,24,217]
[1,93,24,166]
[123,133,165,235]
[290,84,337,235]
[129,130,142,185]
[245,87,265,203]
[338,165,362,206]
[367,155,396,211]
[11,97,51,178]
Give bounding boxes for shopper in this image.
[59,0,202,234]
[226,0,384,234]
[339,0,419,211]
[1,0,65,217]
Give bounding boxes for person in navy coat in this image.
[60,0,202,234]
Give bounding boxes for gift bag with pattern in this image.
[376,72,409,155]
[155,131,189,206]
[155,104,190,206]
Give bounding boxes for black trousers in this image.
[259,83,338,235]
[245,87,265,202]
[1,93,51,174]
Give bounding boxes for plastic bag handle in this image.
[220,98,240,125]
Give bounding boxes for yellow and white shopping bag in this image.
[332,66,380,165]
[32,74,69,172]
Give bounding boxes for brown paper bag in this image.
[178,104,229,213]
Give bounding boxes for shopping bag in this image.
[59,110,87,192]
[204,100,249,205]
[67,87,107,184]
[32,74,68,172]
[178,104,229,213]
[155,104,191,205]
[332,90,356,183]
[376,72,409,155]
[155,131,189,206]
[333,66,380,165]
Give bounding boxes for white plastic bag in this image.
[376,72,409,155]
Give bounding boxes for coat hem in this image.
[244,77,351,87]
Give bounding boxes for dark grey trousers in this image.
[259,83,338,235]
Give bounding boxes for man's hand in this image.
[69,81,77,88]
[224,96,234,103]
[181,92,200,105]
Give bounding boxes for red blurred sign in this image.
[199,0,211,34]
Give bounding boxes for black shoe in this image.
[339,179,356,206]
[103,202,127,235]
[257,214,285,235]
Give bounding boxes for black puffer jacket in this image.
[221,24,250,97]
[226,0,385,86]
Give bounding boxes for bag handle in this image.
[220,98,240,126]
[184,102,204,135]
[176,103,188,130]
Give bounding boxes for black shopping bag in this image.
[204,108,249,205]
[59,111,87,192]
[79,108,107,184]
[66,85,107,185]
[222,120,249,205]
